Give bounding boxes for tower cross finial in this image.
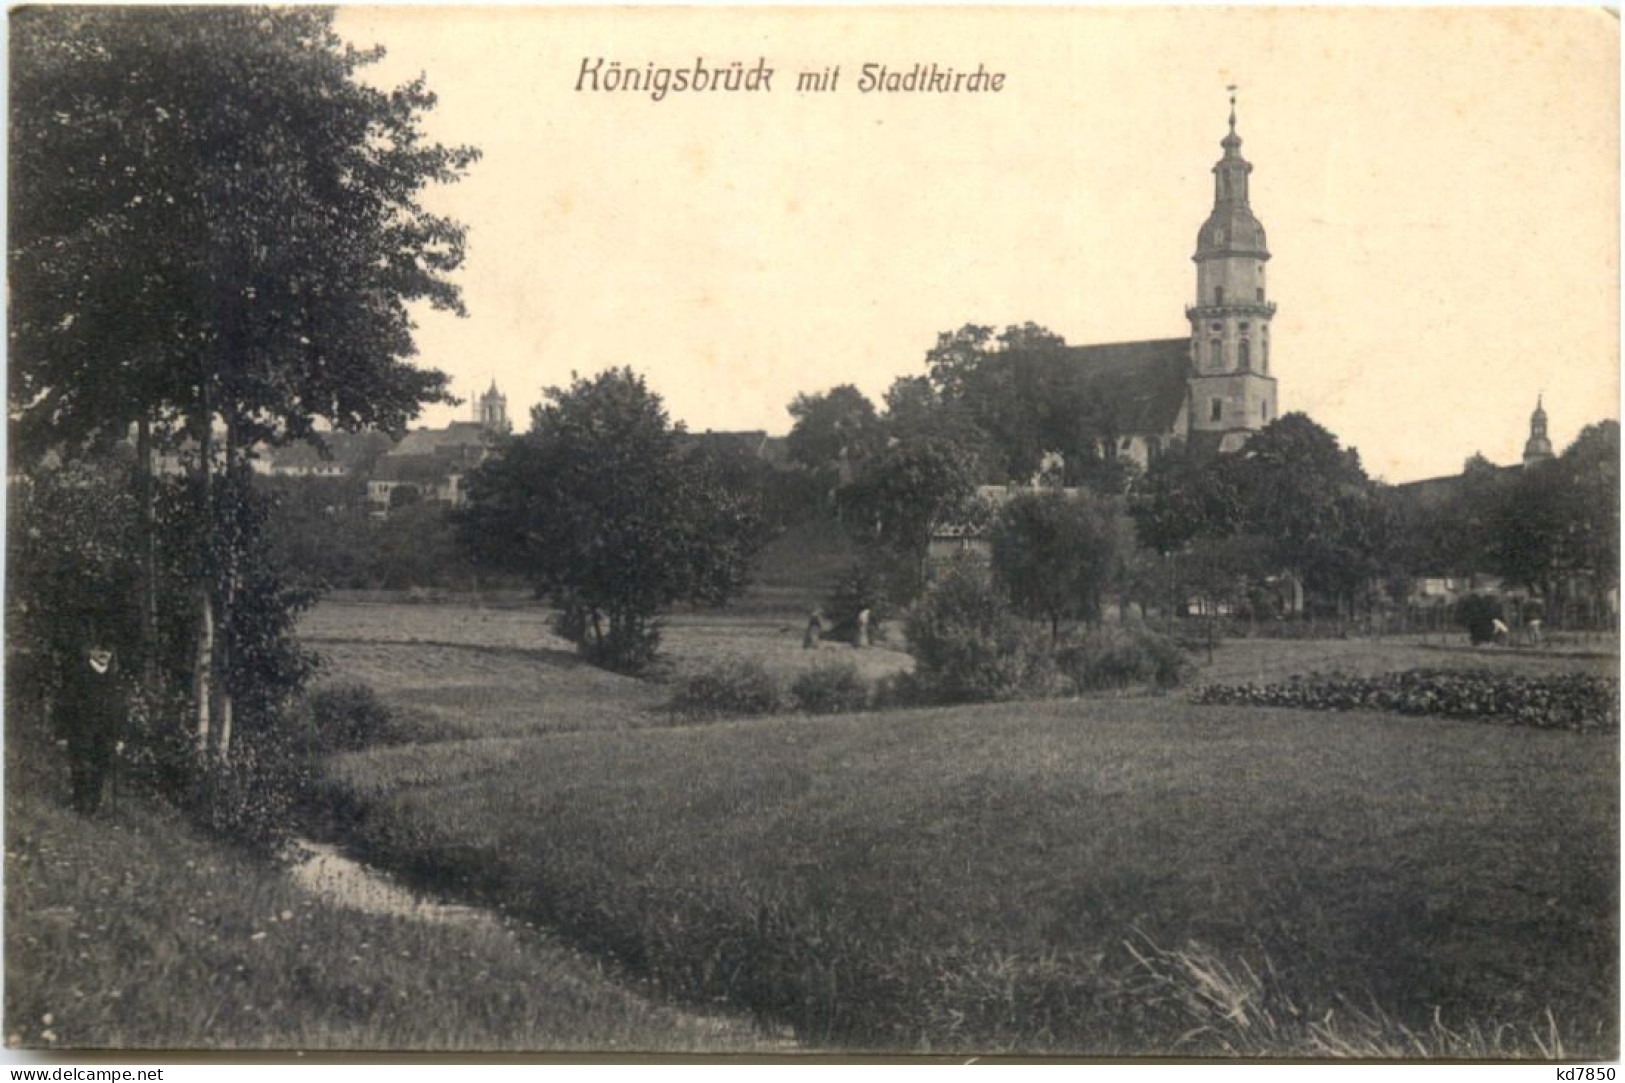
[1227,85,1238,133]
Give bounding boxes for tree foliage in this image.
[837,433,981,571]
[457,368,763,671]
[903,559,1054,704]
[9,7,475,770]
[786,384,885,480]
[990,490,1120,640]
[1492,421,1620,599]
[10,7,476,457]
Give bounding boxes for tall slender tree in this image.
[10,8,477,759]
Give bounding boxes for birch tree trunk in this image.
[192,391,214,757]
[215,424,238,763]
[135,414,159,700]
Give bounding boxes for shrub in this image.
[1457,594,1502,645]
[185,713,313,853]
[790,661,870,715]
[904,561,1054,704]
[1190,669,1618,732]
[302,682,402,754]
[669,659,783,721]
[1058,625,1192,693]
[825,551,921,644]
[871,671,928,711]
[555,603,664,674]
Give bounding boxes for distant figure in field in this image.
[56,637,123,814]
[803,609,825,650]
[1526,616,1544,647]
[1490,617,1511,645]
[855,608,871,649]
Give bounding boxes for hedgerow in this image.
[1190,669,1617,732]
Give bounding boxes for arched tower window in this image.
[1209,338,1223,369]
[1214,286,1225,305]
[1238,339,1250,370]
[1262,330,1270,374]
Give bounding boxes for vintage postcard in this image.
[5,5,1618,1063]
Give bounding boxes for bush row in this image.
[668,624,1194,722]
[1190,669,1618,732]
[668,659,875,721]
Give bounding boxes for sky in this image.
[336,6,1618,484]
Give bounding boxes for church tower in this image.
[478,380,510,433]
[1522,395,1554,466]
[1186,93,1278,451]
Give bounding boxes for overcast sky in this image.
[337,6,1618,483]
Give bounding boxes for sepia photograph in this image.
[4,4,1619,1062]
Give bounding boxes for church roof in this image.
[261,430,394,472]
[372,453,457,485]
[1056,338,1191,435]
[391,421,492,457]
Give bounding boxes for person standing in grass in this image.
[855,607,871,649]
[803,609,825,649]
[55,627,124,814]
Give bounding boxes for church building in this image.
[1058,97,1277,467]
[366,380,512,515]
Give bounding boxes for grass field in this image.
[304,599,1619,1056]
[3,735,783,1053]
[301,601,912,741]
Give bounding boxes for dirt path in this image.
[287,837,802,1054]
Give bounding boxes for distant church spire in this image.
[479,380,510,433]
[1523,393,1554,466]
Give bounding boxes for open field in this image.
[3,744,783,1053]
[1195,635,1618,685]
[301,600,913,741]
[306,599,1619,1055]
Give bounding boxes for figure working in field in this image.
[55,634,124,814]
[803,609,825,649]
[1524,600,1545,647]
[1490,617,1511,645]
[855,608,871,649]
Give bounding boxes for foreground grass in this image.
[328,694,1618,1056]
[4,756,784,1053]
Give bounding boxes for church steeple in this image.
[1186,90,1278,450]
[1522,394,1554,466]
[1196,91,1268,260]
[478,379,510,433]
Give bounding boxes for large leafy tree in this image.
[1557,420,1620,597]
[1492,420,1619,613]
[9,8,477,758]
[785,384,886,482]
[922,322,1073,482]
[1129,440,1244,557]
[457,368,763,672]
[10,7,473,452]
[836,433,981,585]
[990,489,1120,641]
[1229,413,1385,612]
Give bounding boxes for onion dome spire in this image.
[1195,87,1267,260]
[1523,393,1554,465]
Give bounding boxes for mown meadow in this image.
[306,598,1619,1057]
[4,699,789,1053]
